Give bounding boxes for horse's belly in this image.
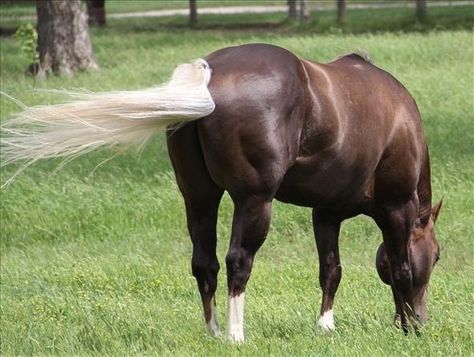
[275,182,337,208]
[275,159,374,212]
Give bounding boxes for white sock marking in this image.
[318,309,335,331]
[227,293,245,343]
[206,297,221,337]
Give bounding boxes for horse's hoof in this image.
[227,332,244,344]
[205,320,221,337]
[318,310,335,332]
[206,325,222,338]
[393,314,402,328]
[393,313,422,335]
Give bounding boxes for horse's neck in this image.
[417,144,432,225]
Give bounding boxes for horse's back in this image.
[177,44,426,214]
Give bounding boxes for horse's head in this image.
[376,200,443,324]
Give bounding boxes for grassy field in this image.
[1,3,472,33]
[1,6,473,356]
[0,0,413,17]
[0,0,281,18]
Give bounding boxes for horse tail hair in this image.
[0,59,215,184]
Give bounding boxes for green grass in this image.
[0,0,413,18]
[0,0,285,19]
[1,7,474,356]
[1,1,472,32]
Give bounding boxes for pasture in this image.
[1,5,473,356]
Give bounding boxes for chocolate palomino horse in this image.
[1,44,441,342]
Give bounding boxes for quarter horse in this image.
[1,44,441,342]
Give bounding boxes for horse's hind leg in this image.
[312,210,342,331]
[186,190,223,337]
[225,193,273,343]
[167,123,224,337]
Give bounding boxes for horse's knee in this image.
[225,248,253,295]
[376,243,391,285]
[391,261,413,293]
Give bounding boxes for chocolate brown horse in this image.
[1,44,441,342]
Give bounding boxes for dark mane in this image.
[418,144,432,226]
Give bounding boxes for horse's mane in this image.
[343,49,373,64]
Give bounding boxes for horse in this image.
[1,43,441,342]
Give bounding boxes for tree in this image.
[288,0,310,22]
[189,0,197,27]
[87,0,106,27]
[288,0,297,21]
[415,0,427,21]
[36,0,98,78]
[299,0,310,22]
[337,0,346,24]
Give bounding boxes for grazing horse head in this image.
[376,200,442,324]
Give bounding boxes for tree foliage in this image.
[13,23,39,66]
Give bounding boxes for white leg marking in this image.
[206,297,222,337]
[318,309,335,331]
[227,293,245,343]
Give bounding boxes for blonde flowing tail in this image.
[0,59,215,185]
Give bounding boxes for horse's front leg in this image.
[312,210,342,332]
[376,199,418,334]
[226,194,272,343]
[376,242,403,325]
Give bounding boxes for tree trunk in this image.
[415,0,427,21]
[337,0,346,24]
[189,0,197,27]
[288,0,297,21]
[299,0,310,22]
[87,0,106,27]
[36,0,98,78]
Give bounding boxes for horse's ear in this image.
[431,199,443,223]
